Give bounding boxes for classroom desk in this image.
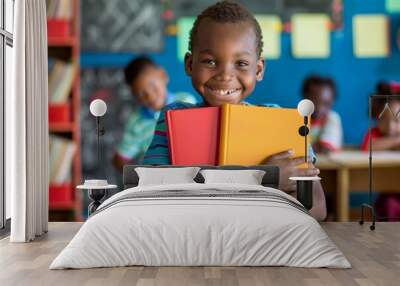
[316,151,400,222]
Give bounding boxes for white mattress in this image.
[50,183,350,269]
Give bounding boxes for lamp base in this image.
[88,189,106,215]
[297,180,313,210]
[359,203,376,231]
[289,177,321,210]
[77,181,117,216]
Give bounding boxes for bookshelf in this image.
[49,122,75,132]
[47,0,82,221]
[48,36,77,47]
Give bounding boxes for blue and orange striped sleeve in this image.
[142,101,198,165]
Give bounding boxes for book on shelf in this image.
[48,59,76,103]
[46,0,73,19]
[49,183,72,203]
[48,103,71,123]
[49,136,76,184]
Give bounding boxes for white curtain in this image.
[8,0,49,242]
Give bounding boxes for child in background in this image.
[112,56,196,171]
[143,1,326,221]
[361,81,400,220]
[302,75,343,154]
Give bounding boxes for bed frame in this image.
[123,165,280,189]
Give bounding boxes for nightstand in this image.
[77,180,117,215]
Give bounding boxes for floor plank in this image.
[0,222,399,286]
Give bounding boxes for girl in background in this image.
[361,81,400,220]
[302,75,343,154]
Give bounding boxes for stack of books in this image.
[166,104,307,166]
[46,0,73,38]
[49,136,76,204]
[49,136,76,184]
[48,59,75,103]
[46,0,73,19]
[48,59,75,123]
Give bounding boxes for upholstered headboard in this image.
[123,165,280,189]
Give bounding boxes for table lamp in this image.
[297,99,314,163]
[360,92,400,231]
[77,99,117,216]
[289,99,320,210]
[89,99,107,164]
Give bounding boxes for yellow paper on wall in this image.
[255,15,282,59]
[177,17,195,62]
[291,14,330,58]
[353,15,389,58]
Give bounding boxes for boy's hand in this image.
[263,150,320,192]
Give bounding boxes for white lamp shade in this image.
[90,99,107,117]
[297,99,315,117]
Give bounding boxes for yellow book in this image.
[219,104,308,167]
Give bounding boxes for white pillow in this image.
[135,167,200,186]
[200,169,266,185]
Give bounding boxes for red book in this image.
[47,19,71,38]
[165,107,220,165]
[49,183,72,203]
[49,103,71,123]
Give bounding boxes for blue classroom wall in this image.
[81,0,400,146]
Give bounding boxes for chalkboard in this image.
[81,0,163,52]
[171,0,280,18]
[80,68,137,188]
[171,0,341,26]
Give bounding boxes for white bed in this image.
[50,183,350,269]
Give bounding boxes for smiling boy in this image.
[143,1,326,220]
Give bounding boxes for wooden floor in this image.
[0,222,399,286]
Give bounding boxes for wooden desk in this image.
[316,151,400,222]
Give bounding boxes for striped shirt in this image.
[143,102,316,165]
[310,110,343,151]
[116,91,197,162]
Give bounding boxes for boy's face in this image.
[184,20,264,106]
[378,101,400,137]
[306,85,334,120]
[130,66,168,111]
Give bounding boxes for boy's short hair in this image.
[188,1,263,57]
[302,75,337,99]
[124,56,157,85]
